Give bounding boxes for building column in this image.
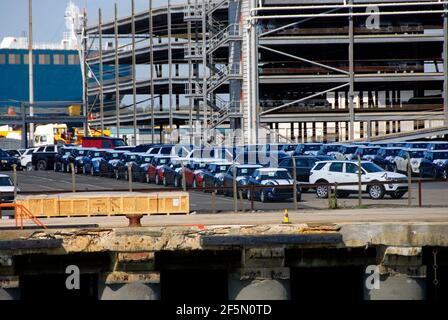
[0,276,20,300]
[364,247,426,300]
[228,247,290,300]
[98,272,160,300]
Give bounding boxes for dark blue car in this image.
[371,147,402,170]
[419,150,448,179]
[215,164,263,197]
[82,149,108,176]
[99,150,129,177]
[246,168,301,203]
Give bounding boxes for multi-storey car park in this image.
[82,0,448,145]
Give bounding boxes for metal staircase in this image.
[183,0,242,130]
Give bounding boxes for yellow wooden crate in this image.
[16,195,59,217]
[156,192,189,215]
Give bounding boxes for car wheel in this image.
[443,169,448,180]
[115,169,119,180]
[163,175,167,186]
[26,162,33,171]
[174,177,179,187]
[315,182,329,198]
[192,178,197,188]
[66,164,71,173]
[368,184,385,199]
[83,166,87,175]
[155,174,160,185]
[145,173,150,184]
[61,164,66,172]
[390,191,405,199]
[124,170,128,181]
[90,166,95,176]
[247,189,252,201]
[37,160,47,171]
[53,162,58,172]
[74,165,78,174]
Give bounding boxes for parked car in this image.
[200,162,233,189]
[82,149,108,175]
[331,145,359,160]
[404,142,430,149]
[316,144,344,157]
[309,160,408,199]
[0,174,17,203]
[278,155,333,183]
[419,150,448,179]
[54,146,76,172]
[215,164,263,197]
[371,147,402,170]
[0,149,21,171]
[293,143,323,156]
[5,149,24,159]
[100,150,129,177]
[146,155,177,184]
[20,148,37,171]
[135,154,156,182]
[391,148,426,174]
[191,159,218,188]
[114,153,142,180]
[353,146,381,161]
[72,148,94,174]
[81,136,126,149]
[246,168,301,203]
[173,159,212,188]
[155,158,185,186]
[31,145,61,170]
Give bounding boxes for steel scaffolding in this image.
[81,0,448,145]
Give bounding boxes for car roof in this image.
[0,174,10,178]
[315,160,371,164]
[256,167,288,172]
[427,149,448,152]
[379,147,403,149]
[236,164,263,168]
[403,148,427,151]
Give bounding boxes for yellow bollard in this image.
[282,209,291,224]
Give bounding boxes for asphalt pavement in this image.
[2,170,448,213]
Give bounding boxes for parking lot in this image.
[3,170,448,214]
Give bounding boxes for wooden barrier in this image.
[15,191,189,217]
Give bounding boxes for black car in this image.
[278,155,333,183]
[31,145,61,170]
[0,149,21,170]
[201,162,233,189]
[114,153,141,180]
[99,150,129,177]
[215,164,263,197]
[72,148,94,174]
[371,147,402,170]
[419,150,448,179]
[54,146,76,172]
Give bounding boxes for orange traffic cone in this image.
[282,209,291,224]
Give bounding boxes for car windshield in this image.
[409,151,425,158]
[127,155,137,161]
[323,145,340,152]
[215,165,230,173]
[0,177,12,186]
[283,145,296,152]
[78,150,87,156]
[259,171,291,180]
[342,147,357,153]
[362,148,379,155]
[92,152,102,157]
[111,153,121,158]
[196,163,208,169]
[64,151,71,156]
[361,162,385,173]
[237,167,257,176]
[0,150,9,157]
[143,157,152,162]
[380,149,400,157]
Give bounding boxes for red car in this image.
[145,155,176,184]
[190,160,215,188]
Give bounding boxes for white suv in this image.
[309,160,408,199]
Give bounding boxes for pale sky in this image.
[0,0,184,43]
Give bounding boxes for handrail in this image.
[0,203,47,230]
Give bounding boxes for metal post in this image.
[98,8,104,135]
[114,3,120,138]
[187,16,193,144]
[233,162,238,212]
[21,103,28,149]
[82,8,89,135]
[348,1,355,141]
[418,179,422,207]
[292,156,298,210]
[202,0,208,139]
[131,0,137,145]
[128,163,133,192]
[407,152,412,207]
[238,190,244,212]
[444,4,448,126]
[250,185,255,212]
[149,0,155,144]
[357,154,362,206]
[168,0,173,139]
[181,161,187,191]
[211,191,216,213]
[13,164,17,200]
[70,163,76,193]
[28,0,34,146]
